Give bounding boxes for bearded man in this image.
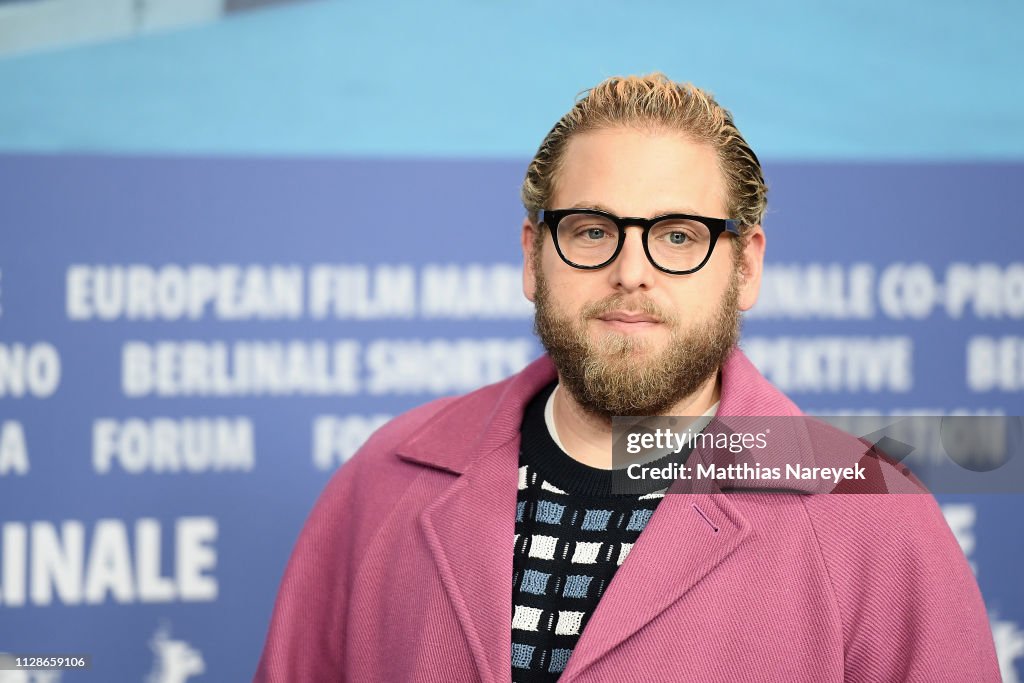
[254,74,1000,682]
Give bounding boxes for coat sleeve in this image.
[252,397,454,682]
[253,454,362,682]
[803,491,1001,682]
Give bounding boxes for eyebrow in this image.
[567,201,705,217]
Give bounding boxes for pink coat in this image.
[255,350,1000,682]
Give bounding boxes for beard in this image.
[532,255,742,419]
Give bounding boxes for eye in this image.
[558,214,617,246]
[569,224,613,240]
[656,229,695,246]
[651,220,706,247]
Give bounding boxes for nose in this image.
[607,226,656,292]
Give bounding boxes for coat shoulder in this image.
[796,417,957,570]
[796,483,998,679]
[348,396,461,469]
[319,395,461,503]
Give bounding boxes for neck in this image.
[552,371,721,469]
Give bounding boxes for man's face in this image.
[522,127,765,418]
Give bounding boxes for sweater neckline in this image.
[521,382,691,497]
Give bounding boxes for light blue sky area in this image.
[0,0,1020,159]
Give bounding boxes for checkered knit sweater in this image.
[511,383,679,682]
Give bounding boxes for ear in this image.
[736,225,766,312]
[521,217,538,302]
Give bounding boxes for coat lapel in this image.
[419,436,521,683]
[560,350,803,678]
[398,356,558,683]
[559,489,751,680]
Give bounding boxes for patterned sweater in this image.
[512,382,691,681]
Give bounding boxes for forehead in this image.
[550,127,729,218]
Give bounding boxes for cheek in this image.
[548,281,586,314]
[689,256,736,303]
[666,280,724,321]
[542,241,565,272]
[538,248,574,290]
[668,294,706,321]
[540,270,594,317]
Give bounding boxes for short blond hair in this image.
[521,73,767,235]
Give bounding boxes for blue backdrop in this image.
[1,1,1023,681]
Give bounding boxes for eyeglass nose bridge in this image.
[609,220,657,266]
[604,216,716,275]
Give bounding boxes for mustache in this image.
[579,294,678,325]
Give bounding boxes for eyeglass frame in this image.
[540,208,742,275]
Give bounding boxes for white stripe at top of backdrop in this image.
[0,0,1021,159]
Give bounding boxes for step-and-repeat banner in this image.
[1,155,1022,681]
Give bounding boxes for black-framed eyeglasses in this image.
[541,208,741,275]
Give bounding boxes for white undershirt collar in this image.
[543,383,720,452]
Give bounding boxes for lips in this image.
[597,311,661,324]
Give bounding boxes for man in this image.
[255,74,1000,682]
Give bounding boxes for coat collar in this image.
[395,353,559,474]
